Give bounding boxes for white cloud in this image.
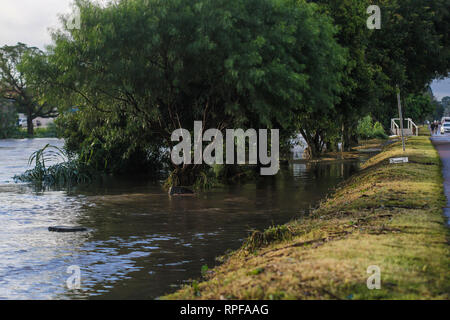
[0,0,75,49]
[431,78,450,101]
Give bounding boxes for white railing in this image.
[391,119,399,136]
[391,118,418,136]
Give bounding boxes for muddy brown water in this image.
[0,138,362,299]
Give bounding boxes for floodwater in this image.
[0,138,361,299]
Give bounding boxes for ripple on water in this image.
[0,138,360,299]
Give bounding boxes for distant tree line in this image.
[0,43,58,135]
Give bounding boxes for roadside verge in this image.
[164,136,449,300]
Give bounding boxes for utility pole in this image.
[396,85,406,152]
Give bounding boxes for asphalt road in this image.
[430,131,450,225]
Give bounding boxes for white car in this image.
[441,123,450,134]
[441,117,450,124]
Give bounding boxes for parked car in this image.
[441,123,450,134]
[441,117,450,124]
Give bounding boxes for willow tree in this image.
[24,0,345,183]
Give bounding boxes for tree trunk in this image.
[167,164,204,187]
[342,122,358,152]
[26,113,34,136]
[302,131,323,159]
[326,141,339,152]
[307,144,321,158]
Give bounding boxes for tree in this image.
[291,0,347,158]
[312,0,378,152]
[368,0,450,127]
[442,96,450,115]
[0,43,57,135]
[0,98,18,138]
[404,93,435,123]
[26,0,345,183]
[311,0,450,148]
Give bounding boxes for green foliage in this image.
[55,111,165,176]
[368,0,450,127]
[33,123,59,138]
[0,43,57,135]
[312,0,378,151]
[0,104,18,138]
[15,0,449,172]
[4,122,60,139]
[14,144,93,187]
[22,0,345,182]
[191,280,201,297]
[357,115,388,140]
[244,224,294,252]
[442,97,450,109]
[440,96,450,118]
[201,265,209,277]
[248,267,265,276]
[404,94,435,123]
[432,100,445,120]
[163,165,220,190]
[418,125,431,137]
[193,170,216,190]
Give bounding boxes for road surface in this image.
[430,130,450,225]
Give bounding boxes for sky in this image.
[430,78,450,101]
[0,0,74,50]
[0,0,449,100]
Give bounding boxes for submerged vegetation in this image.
[164,136,449,299]
[14,144,93,187]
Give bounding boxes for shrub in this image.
[0,108,18,139]
[14,144,93,187]
[357,115,388,140]
[34,122,60,138]
[372,121,388,139]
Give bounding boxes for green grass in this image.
[6,124,59,139]
[418,125,431,136]
[163,136,449,300]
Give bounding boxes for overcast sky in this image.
[0,0,448,100]
[431,78,450,101]
[0,0,74,49]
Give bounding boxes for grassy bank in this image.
[4,124,59,139]
[164,136,449,300]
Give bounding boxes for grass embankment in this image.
[6,124,59,139]
[165,136,449,300]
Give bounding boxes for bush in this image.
[14,144,93,187]
[34,122,60,138]
[372,121,388,139]
[357,115,388,140]
[56,111,165,177]
[0,108,18,139]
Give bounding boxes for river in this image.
[0,138,360,299]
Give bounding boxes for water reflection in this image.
[0,139,360,299]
